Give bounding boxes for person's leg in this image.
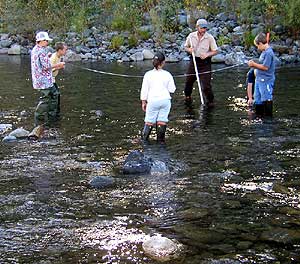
[184,60,196,102]
[34,89,51,126]
[142,101,159,141]
[254,82,264,117]
[156,100,171,144]
[198,59,213,105]
[261,82,274,117]
[48,85,59,121]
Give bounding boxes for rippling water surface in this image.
[0,56,300,263]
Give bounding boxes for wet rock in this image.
[142,235,183,262]
[130,52,144,61]
[89,176,115,189]
[150,160,170,176]
[121,56,130,62]
[177,208,209,220]
[201,259,241,264]
[236,241,253,250]
[28,125,44,140]
[2,135,17,142]
[7,44,21,55]
[123,150,152,174]
[9,128,30,138]
[261,228,300,244]
[165,54,180,63]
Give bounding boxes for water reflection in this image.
[1,57,300,263]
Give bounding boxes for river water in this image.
[0,56,299,263]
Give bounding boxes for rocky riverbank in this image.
[0,12,299,65]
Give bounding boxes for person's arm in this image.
[184,35,193,54]
[199,36,218,59]
[247,83,254,105]
[140,75,149,112]
[167,74,176,94]
[248,60,268,71]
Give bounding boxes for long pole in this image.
[190,38,204,105]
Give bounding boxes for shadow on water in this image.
[0,56,300,263]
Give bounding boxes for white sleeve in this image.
[140,74,149,100]
[167,74,176,93]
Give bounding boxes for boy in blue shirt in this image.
[248,33,275,117]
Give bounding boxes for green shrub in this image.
[128,34,138,47]
[110,35,124,50]
[217,35,231,46]
[243,31,256,49]
[138,30,151,40]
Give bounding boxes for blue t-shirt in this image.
[256,47,275,83]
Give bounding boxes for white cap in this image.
[196,19,208,28]
[36,31,53,42]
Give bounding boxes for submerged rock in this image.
[2,135,17,142]
[201,259,241,264]
[142,235,183,262]
[123,150,152,174]
[9,128,30,138]
[89,176,115,189]
[150,160,170,176]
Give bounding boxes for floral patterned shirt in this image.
[31,45,53,89]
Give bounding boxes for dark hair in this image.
[55,42,66,51]
[254,33,267,45]
[153,51,165,69]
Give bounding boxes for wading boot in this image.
[264,100,273,117]
[156,125,167,144]
[141,124,153,141]
[254,104,264,118]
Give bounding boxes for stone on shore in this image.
[142,49,154,60]
[8,44,21,55]
[212,54,226,63]
[0,124,12,135]
[2,135,17,143]
[64,50,82,62]
[130,52,144,61]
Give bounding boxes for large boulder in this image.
[142,235,183,262]
[123,150,152,174]
[225,52,246,65]
[0,39,12,48]
[130,52,144,61]
[142,49,154,60]
[8,44,21,55]
[212,53,225,63]
[64,50,82,62]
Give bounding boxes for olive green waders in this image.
[34,86,59,126]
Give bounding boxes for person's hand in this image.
[248,60,255,67]
[57,62,65,69]
[142,101,147,112]
[199,53,208,59]
[248,98,253,106]
[187,47,193,54]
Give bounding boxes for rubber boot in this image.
[141,124,153,141]
[254,104,264,118]
[264,101,273,117]
[156,124,167,144]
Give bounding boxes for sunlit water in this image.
[0,56,300,263]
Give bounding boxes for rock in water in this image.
[142,235,183,262]
[0,124,12,135]
[123,150,152,174]
[89,176,115,189]
[150,160,170,176]
[28,125,44,140]
[9,128,30,138]
[2,135,17,143]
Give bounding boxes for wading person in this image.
[31,31,65,126]
[248,32,275,117]
[184,18,218,106]
[140,52,176,144]
[50,42,67,117]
